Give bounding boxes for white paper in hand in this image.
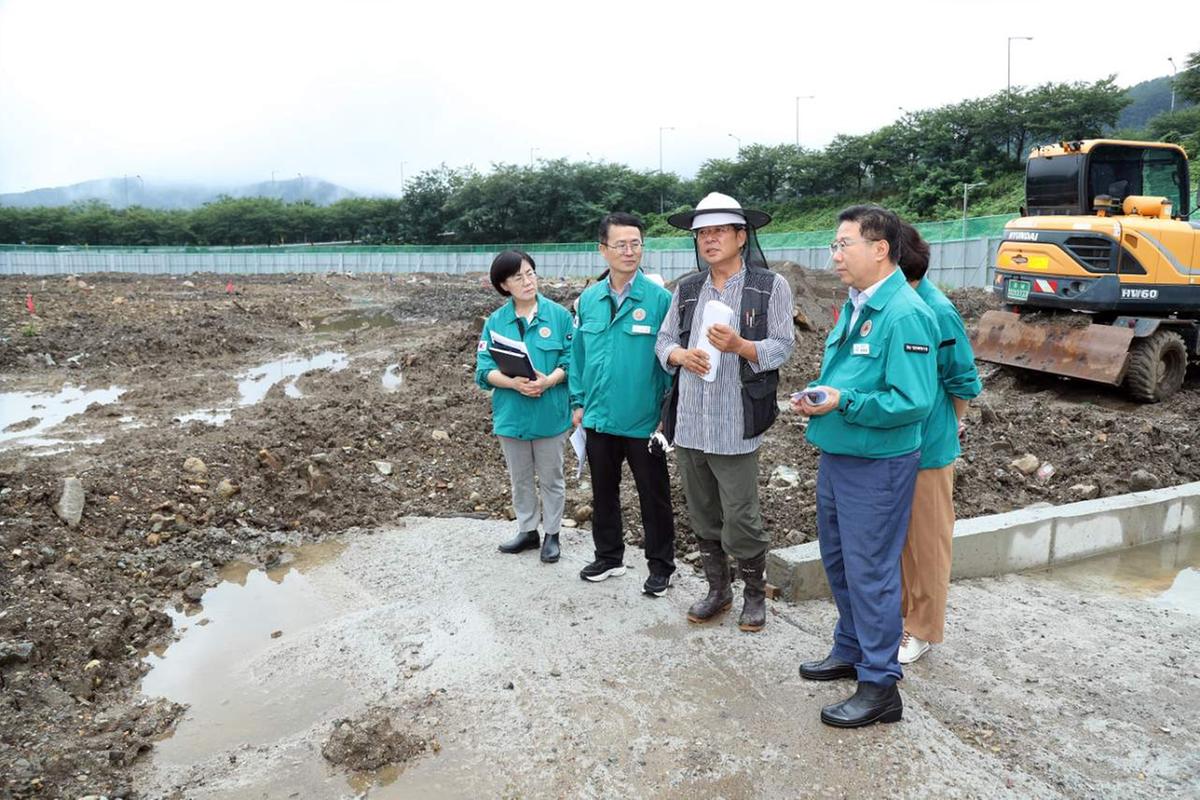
[697,300,735,383]
[569,425,587,479]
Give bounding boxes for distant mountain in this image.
[0,176,360,209]
[1119,75,1194,130]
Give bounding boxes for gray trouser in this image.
[498,433,566,534]
[675,446,768,560]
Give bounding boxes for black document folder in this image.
[488,345,536,380]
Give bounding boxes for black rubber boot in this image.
[540,533,560,563]
[687,539,733,623]
[498,529,539,554]
[737,552,767,632]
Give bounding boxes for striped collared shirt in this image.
[655,265,795,455]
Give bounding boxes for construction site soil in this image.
[3,268,1199,798]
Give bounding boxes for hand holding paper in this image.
[696,300,734,383]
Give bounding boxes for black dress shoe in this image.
[798,655,857,681]
[540,533,560,563]
[498,530,539,554]
[820,681,903,728]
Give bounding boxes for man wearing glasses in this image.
[655,192,795,632]
[792,204,938,728]
[569,212,676,595]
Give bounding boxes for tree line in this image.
[2,65,1198,248]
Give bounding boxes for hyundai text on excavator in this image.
[974,139,1200,401]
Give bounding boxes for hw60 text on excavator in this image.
[974,139,1200,401]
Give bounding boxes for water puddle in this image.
[169,350,349,429]
[0,384,124,451]
[174,409,233,427]
[1035,533,1200,613]
[382,364,403,391]
[236,350,348,406]
[313,308,400,333]
[140,541,349,764]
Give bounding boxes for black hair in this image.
[489,249,535,296]
[897,222,931,282]
[597,212,645,243]
[837,204,903,264]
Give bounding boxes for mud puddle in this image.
[1033,534,1200,613]
[169,351,351,427]
[237,351,348,405]
[0,384,123,450]
[140,541,350,765]
[312,308,400,333]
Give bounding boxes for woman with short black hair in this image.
[474,250,574,563]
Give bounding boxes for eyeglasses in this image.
[508,269,537,284]
[602,241,643,253]
[694,225,737,239]
[828,237,878,254]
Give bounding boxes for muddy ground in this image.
[2,268,1199,798]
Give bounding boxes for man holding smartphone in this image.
[793,205,937,728]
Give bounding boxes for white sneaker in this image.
[898,631,931,664]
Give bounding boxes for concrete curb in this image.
[767,480,1200,602]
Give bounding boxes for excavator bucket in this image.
[972,310,1134,386]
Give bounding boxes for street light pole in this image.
[399,161,407,195]
[658,126,675,213]
[530,147,539,168]
[1169,57,1178,112]
[794,95,814,149]
[727,132,741,155]
[962,181,987,269]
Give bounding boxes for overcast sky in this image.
[0,0,1194,196]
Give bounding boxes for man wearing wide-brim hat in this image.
[654,192,795,632]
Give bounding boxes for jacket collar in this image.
[498,293,542,326]
[864,268,905,312]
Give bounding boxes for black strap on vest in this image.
[660,265,780,442]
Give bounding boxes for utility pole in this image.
[658,126,674,213]
[794,95,814,149]
[1006,37,1033,159]
[1169,57,1178,112]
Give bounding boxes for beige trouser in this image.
[900,465,955,643]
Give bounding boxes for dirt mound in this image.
[771,260,840,331]
[321,707,429,772]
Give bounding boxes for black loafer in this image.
[540,533,560,563]
[799,655,857,681]
[820,681,903,728]
[498,530,539,554]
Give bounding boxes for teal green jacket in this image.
[805,269,939,459]
[474,294,573,440]
[915,278,982,469]
[569,271,673,438]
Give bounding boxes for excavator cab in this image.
[974,140,1200,402]
[1024,140,1191,219]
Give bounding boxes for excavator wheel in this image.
[1124,330,1187,402]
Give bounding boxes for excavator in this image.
[974,139,1200,401]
